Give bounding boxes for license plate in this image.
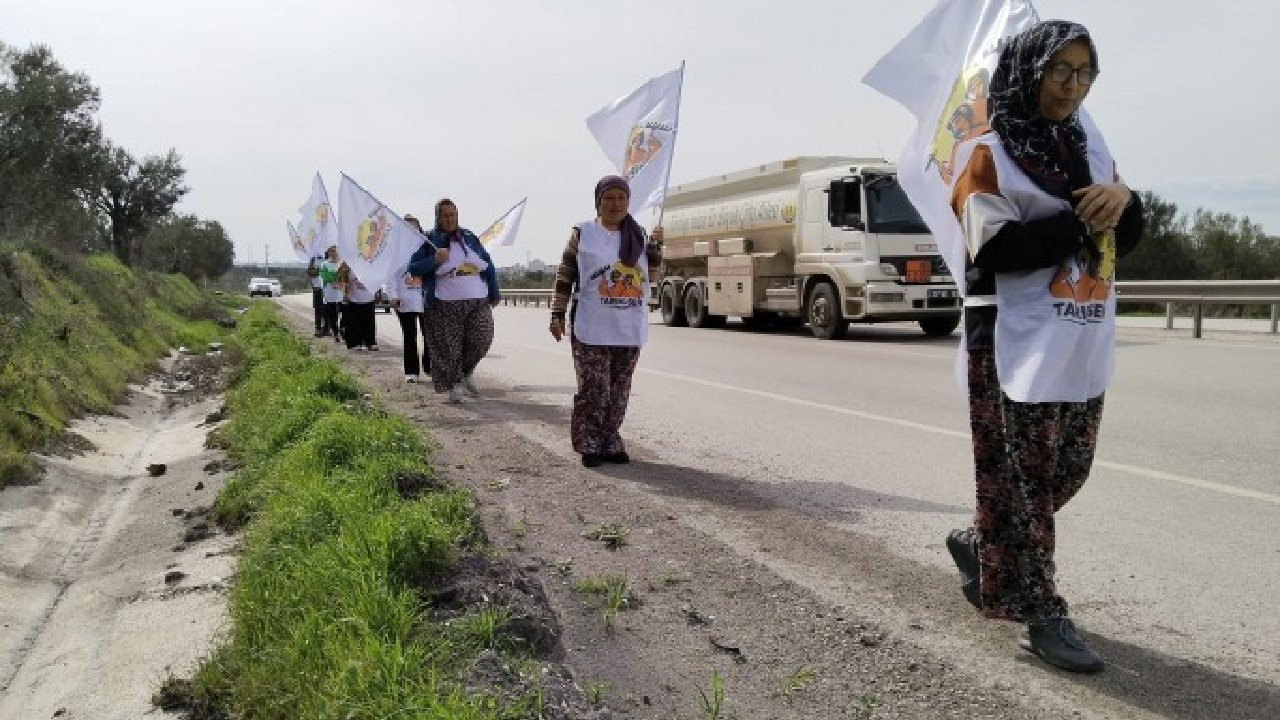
[927,289,959,299]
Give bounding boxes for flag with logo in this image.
[586,63,684,214]
[336,174,426,292]
[298,172,340,258]
[862,0,1045,294]
[478,198,527,248]
[286,220,314,263]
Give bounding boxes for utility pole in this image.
[264,243,270,275]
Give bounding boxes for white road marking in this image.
[498,338,1280,507]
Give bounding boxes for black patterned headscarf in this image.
[987,20,1098,200]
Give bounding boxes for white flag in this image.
[586,64,684,214]
[862,0,1042,294]
[298,172,340,257]
[478,198,527,248]
[336,174,425,292]
[286,220,313,263]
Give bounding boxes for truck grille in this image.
[881,256,950,284]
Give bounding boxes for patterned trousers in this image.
[424,299,493,393]
[967,349,1104,622]
[570,338,641,455]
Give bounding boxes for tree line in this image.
[0,41,232,282]
[3,41,1276,285]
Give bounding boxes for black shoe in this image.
[946,528,982,610]
[581,453,603,468]
[604,451,630,464]
[1021,617,1105,673]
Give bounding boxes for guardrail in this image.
[498,281,1280,338]
[1115,280,1280,338]
[500,288,555,307]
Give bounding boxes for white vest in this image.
[390,266,425,313]
[434,242,490,301]
[572,220,649,347]
[978,131,1117,403]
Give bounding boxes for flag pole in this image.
[654,60,685,229]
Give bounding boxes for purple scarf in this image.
[595,175,646,266]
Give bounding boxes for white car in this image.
[248,277,282,297]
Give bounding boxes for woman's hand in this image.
[650,226,664,244]
[549,317,565,342]
[434,247,449,264]
[1072,183,1132,231]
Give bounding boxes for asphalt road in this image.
[285,296,1280,698]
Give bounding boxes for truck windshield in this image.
[865,175,929,234]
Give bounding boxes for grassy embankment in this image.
[179,306,540,719]
[0,245,229,488]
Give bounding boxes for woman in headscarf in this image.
[388,214,430,382]
[406,199,500,403]
[549,176,663,468]
[945,21,1144,674]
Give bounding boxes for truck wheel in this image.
[684,286,726,329]
[807,283,848,340]
[919,315,961,336]
[660,283,687,327]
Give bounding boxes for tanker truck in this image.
[656,157,961,339]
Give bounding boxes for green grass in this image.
[0,245,230,489]
[188,307,535,719]
[572,575,634,630]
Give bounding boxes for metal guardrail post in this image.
[1193,303,1204,339]
[1272,303,1278,334]
[1166,302,1175,330]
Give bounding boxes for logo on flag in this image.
[357,209,392,262]
[623,123,671,180]
[930,68,992,183]
[478,221,505,247]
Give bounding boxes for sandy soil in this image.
[0,354,235,720]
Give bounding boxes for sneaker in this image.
[353,345,367,352]
[946,529,982,610]
[1021,617,1105,674]
[581,453,603,468]
[405,375,418,383]
[448,385,466,404]
[604,451,630,464]
[461,374,481,398]
[369,344,380,351]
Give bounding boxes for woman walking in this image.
[946,20,1144,674]
[549,176,663,468]
[406,199,500,403]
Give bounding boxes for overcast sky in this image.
[5,0,1277,268]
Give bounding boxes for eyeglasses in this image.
[1046,63,1099,86]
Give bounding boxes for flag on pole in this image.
[286,220,313,263]
[586,64,684,215]
[298,172,340,258]
[477,198,527,248]
[862,0,1043,294]
[336,174,426,291]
